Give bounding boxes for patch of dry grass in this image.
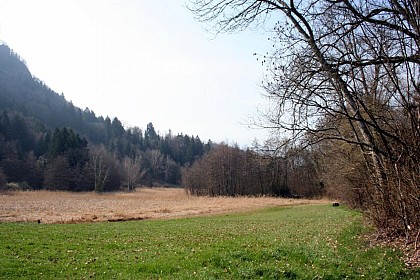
[0,188,329,224]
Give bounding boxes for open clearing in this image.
[0,188,329,224]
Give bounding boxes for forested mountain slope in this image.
[0,44,209,190]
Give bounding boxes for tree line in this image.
[183,143,322,198]
[0,110,208,191]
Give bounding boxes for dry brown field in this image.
[0,188,330,224]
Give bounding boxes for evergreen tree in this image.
[10,115,34,155]
[111,117,124,139]
[0,111,11,140]
[48,127,89,167]
[145,122,159,149]
[104,116,112,145]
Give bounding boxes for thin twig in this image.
[415,229,420,251]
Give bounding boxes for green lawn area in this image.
[0,204,418,279]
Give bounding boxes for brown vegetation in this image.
[0,188,329,224]
[190,0,420,243]
[183,144,322,198]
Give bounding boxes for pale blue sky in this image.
[0,0,272,146]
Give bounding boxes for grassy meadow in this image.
[0,204,418,279]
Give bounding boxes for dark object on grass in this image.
[37,219,41,224]
[108,217,146,222]
[332,202,340,207]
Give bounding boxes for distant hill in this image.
[0,44,209,190]
[0,43,109,142]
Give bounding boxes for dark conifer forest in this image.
[0,44,209,191]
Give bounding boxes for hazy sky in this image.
[0,0,272,146]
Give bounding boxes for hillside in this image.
[0,44,209,190]
[0,44,86,132]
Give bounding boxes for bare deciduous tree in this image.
[90,145,112,192]
[145,149,165,185]
[190,0,420,237]
[123,155,146,191]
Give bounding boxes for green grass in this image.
[0,204,418,279]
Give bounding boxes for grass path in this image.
[0,204,418,279]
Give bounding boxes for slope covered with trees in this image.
[0,44,209,191]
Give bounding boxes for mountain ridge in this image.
[0,44,209,190]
